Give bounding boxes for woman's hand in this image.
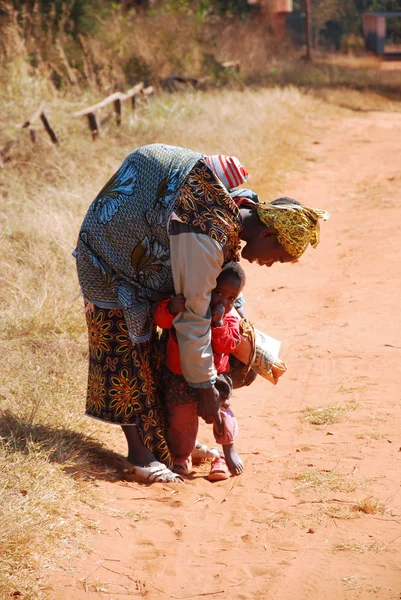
[235,305,248,321]
[197,386,223,434]
[168,293,186,315]
[244,368,257,386]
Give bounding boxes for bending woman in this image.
[74,144,329,483]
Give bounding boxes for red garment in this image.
[167,403,238,460]
[154,299,240,375]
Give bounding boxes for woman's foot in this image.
[122,424,158,466]
[121,459,184,484]
[223,443,244,476]
[121,425,184,483]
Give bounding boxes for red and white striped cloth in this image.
[205,155,249,191]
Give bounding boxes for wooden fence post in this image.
[114,98,122,126]
[22,102,59,145]
[40,112,59,145]
[1,102,59,167]
[72,83,145,138]
[86,113,99,139]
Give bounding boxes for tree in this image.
[304,0,312,59]
[311,0,342,48]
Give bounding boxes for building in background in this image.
[272,0,293,39]
[362,12,401,57]
[249,0,293,39]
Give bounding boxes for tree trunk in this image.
[304,0,313,61]
[314,24,320,50]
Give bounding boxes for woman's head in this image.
[240,198,330,267]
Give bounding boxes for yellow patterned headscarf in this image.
[255,201,330,259]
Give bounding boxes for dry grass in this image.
[304,402,358,425]
[292,469,357,495]
[333,541,383,554]
[0,444,94,596]
[338,384,367,394]
[289,496,387,531]
[325,497,385,520]
[354,497,385,515]
[311,87,401,113]
[321,54,383,71]
[356,431,387,440]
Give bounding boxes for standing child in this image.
[155,262,246,481]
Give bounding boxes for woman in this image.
[74,143,329,483]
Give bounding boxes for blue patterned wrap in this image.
[74,144,203,343]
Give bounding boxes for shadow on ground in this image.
[0,409,125,483]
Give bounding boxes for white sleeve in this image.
[170,230,224,387]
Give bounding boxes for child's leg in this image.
[213,406,243,476]
[166,401,199,474]
[162,367,199,475]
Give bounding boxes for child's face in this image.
[210,275,242,316]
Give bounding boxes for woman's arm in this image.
[170,226,224,386]
[169,222,225,431]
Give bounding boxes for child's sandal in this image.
[208,457,230,482]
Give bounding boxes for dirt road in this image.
[49,108,401,599]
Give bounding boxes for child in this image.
[155,262,246,481]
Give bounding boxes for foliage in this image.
[0,1,270,92]
[289,0,401,48]
[7,0,108,37]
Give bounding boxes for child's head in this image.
[211,262,246,316]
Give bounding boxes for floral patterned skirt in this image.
[84,303,172,467]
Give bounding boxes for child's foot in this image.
[223,444,244,476]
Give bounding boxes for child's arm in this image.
[211,314,241,355]
[154,294,185,329]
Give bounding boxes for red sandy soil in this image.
[48,109,401,599]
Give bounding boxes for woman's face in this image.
[241,231,295,267]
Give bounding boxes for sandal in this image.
[121,461,184,484]
[192,441,221,463]
[173,457,192,476]
[208,457,230,482]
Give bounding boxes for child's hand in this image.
[211,303,225,326]
[168,294,186,315]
